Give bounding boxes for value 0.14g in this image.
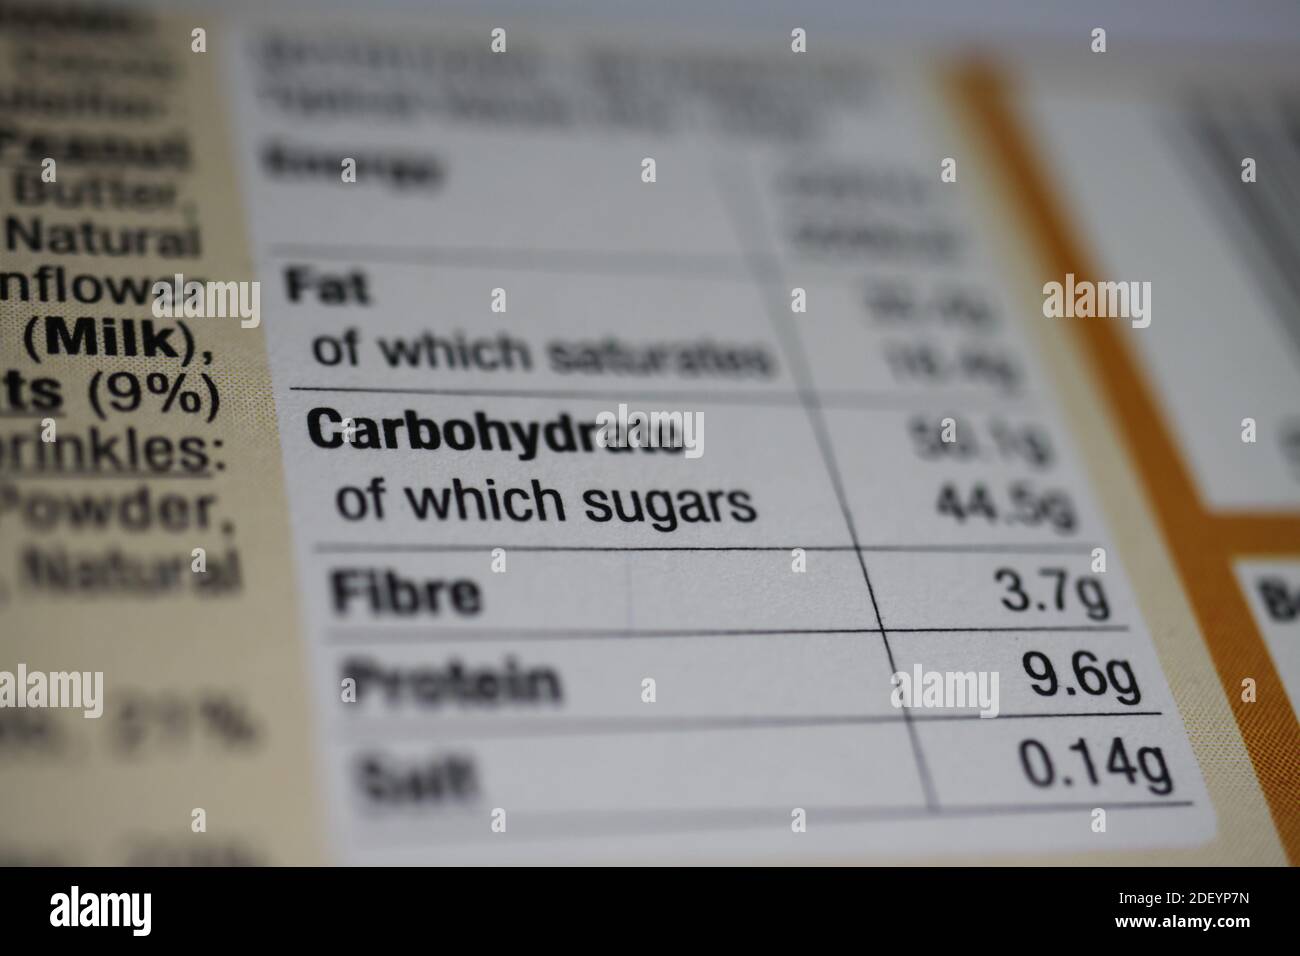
[1019,736,1173,795]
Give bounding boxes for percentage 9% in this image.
[89,369,220,423]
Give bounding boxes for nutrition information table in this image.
[224,19,1213,863]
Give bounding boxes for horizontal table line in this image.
[270,242,763,278]
[288,384,1032,409]
[336,710,1166,740]
[326,624,1131,644]
[355,800,1198,846]
[313,543,1100,555]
